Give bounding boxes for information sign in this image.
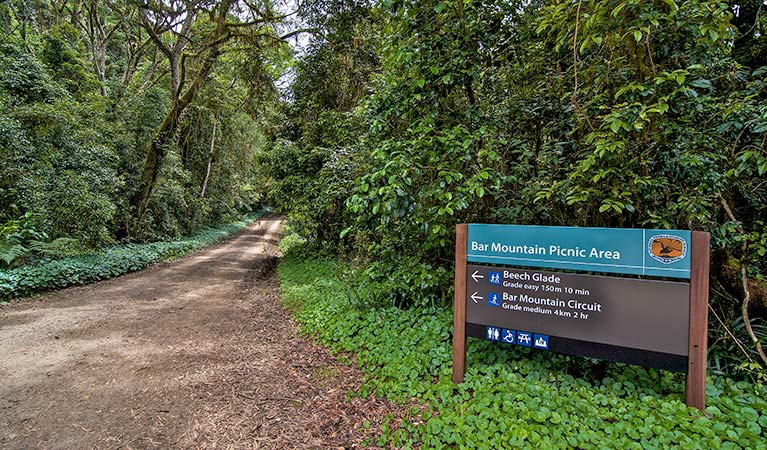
[465,265,689,370]
[452,223,710,411]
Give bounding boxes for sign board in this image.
[452,224,710,411]
[466,265,689,370]
[467,224,691,278]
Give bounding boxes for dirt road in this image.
[0,214,397,449]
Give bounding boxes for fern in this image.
[0,239,29,267]
[28,237,79,257]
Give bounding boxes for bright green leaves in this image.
[0,212,80,268]
[348,122,497,241]
[341,0,510,306]
[661,0,679,11]
[599,198,628,213]
[346,122,499,305]
[282,0,765,381]
[0,44,120,247]
[737,150,767,177]
[658,69,689,86]
[532,0,755,232]
[280,254,767,450]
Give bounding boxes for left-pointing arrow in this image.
[471,270,484,282]
[470,292,482,304]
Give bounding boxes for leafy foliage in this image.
[1,0,766,378]
[1,40,120,247]
[0,0,285,251]
[279,253,767,450]
[0,212,265,301]
[269,0,767,373]
[344,0,508,306]
[259,0,380,254]
[0,212,77,267]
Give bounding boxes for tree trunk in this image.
[131,45,224,221]
[92,40,108,96]
[131,0,233,222]
[200,120,216,199]
[131,110,178,221]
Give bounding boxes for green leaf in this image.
[691,79,712,89]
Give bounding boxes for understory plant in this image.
[0,211,265,301]
[279,252,767,449]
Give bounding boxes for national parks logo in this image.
[648,234,687,265]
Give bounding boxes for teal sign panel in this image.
[467,224,691,279]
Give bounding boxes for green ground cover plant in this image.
[279,252,767,450]
[0,211,265,301]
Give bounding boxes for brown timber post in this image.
[453,224,468,383]
[686,231,710,411]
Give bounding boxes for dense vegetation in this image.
[0,211,264,301]
[258,0,767,379]
[279,252,767,449]
[0,0,283,252]
[2,0,766,420]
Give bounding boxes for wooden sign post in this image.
[686,231,710,411]
[452,224,710,411]
[452,224,468,384]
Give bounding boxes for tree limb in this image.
[571,0,596,133]
[279,27,319,41]
[718,191,767,366]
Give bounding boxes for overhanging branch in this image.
[279,28,319,41]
